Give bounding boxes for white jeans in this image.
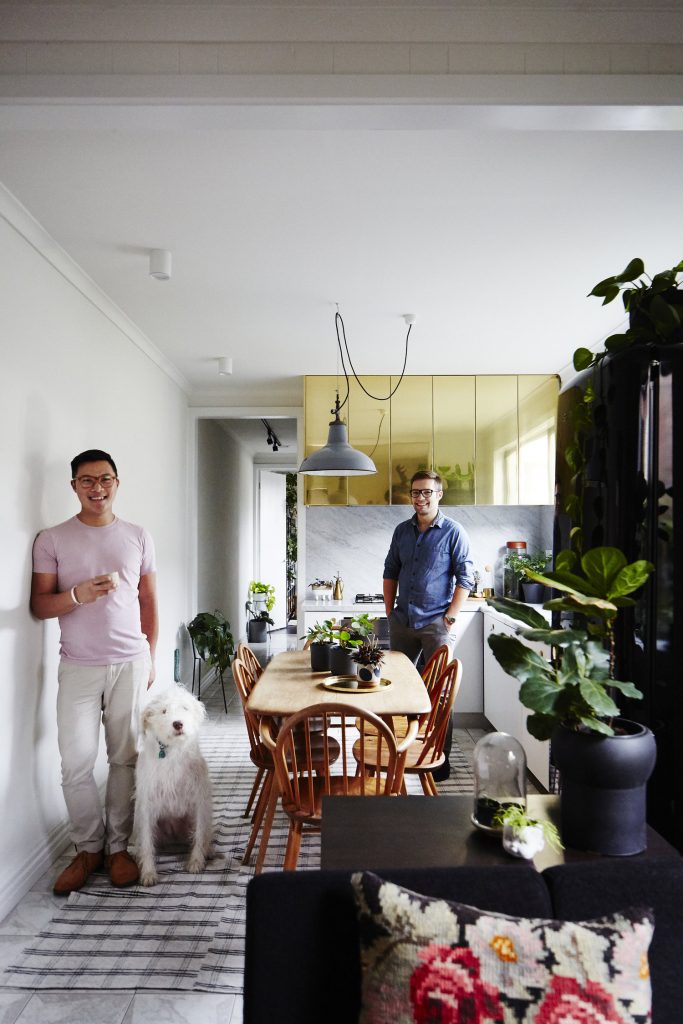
[57,655,149,855]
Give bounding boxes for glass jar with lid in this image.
[471,732,527,831]
[503,540,527,598]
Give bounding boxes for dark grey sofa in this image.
[244,858,683,1024]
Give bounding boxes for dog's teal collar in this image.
[158,741,168,759]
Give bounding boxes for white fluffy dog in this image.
[134,685,213,887]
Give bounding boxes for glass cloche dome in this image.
[472,732,527,831]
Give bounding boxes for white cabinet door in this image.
[451,611,483,714]
[483,610,550,790]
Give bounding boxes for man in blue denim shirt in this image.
[383,471,474,778]
[383,470,474,663]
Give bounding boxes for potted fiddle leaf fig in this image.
[486,546,657,856]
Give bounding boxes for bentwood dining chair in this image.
[232,657,272,831]
[354,659,462,796]
[383,643,450,742]
[264,703,416,871]
[236,643,263,685]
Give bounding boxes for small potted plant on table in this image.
[352,635,385,688]
[329,612,377,676]
[302,618,336,671]
[492,804,563,860]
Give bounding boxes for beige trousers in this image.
[57,655,149,855]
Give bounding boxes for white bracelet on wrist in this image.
[70,585,83,606]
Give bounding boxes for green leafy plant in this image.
[563,257,682,555]
[573,257,683,374]
[336,612,378,650]
[187,611,235,679]
[352,635,385,668]
[248,581,276,612]
[486,546,653,739]
[504,550,549,582]
[492,804,563,852]
[301,618,337,646]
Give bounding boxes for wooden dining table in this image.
[246,649,431,722]
[244,649,431,872]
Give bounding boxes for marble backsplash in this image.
[305,505,554,598]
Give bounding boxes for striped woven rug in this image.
[4,708,474,993]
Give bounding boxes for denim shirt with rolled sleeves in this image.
[383,511,475,630]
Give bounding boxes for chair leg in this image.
[253,776,280,875]
[283,822,302,871]
[245,767,265,819]
[243,772,272,865]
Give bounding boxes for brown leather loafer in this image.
[105,850,140,887]
[53,850,104,895]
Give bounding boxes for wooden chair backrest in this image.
[413,659,462,767]
[272,702,400,819]
[421,644,450,694]
[231,657,265,757]
[236,643,263,683]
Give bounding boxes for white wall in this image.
[196,419,254,644]
[0,191,189,917]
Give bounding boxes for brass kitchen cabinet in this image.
[303,375,558,506]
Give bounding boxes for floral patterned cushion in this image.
[351,871,653,1024]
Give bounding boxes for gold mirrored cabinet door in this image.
[433,376,476,506]
[475,377,519,505]
[389,375,433,504]
[347,375,391,506]
[518,375,559,505]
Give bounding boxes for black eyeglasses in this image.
[410,488,436,499]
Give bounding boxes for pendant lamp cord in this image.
[334,310,411,411]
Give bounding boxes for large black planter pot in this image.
[247,619,268,643]
[552,719,657,855]
[309,642,331,672]
[329,645,356,676]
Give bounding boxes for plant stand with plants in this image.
[187,610,236,714]
[246,581,276,643]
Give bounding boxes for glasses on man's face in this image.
[74,474,118,489]
[410,488,436,499]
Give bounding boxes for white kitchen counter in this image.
[300,597,490,616]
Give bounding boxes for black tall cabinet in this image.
[555,342,683,850]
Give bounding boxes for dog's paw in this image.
[140,868,160,887]
[186,853,206,874]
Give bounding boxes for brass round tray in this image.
[320,675,392,694]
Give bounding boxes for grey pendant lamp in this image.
[298,392,377,476]
[298,309,415,477]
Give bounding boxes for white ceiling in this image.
[1,101,683,407]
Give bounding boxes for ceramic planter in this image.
[502,823,545,860]
[521,582,545,604]
[329,645,356,676]
[247,619,268,643]
[355,662,382,688]
[552,718,657,855]
[309,642,331,672]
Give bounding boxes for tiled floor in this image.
[0,627,498,1024]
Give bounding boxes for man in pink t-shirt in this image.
[31,449,158,895]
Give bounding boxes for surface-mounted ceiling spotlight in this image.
[218,357,233,375]
[262,419,282,452]
[298,308,416,476]
[149,249,172,281]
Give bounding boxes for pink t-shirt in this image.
[32,516,156,665]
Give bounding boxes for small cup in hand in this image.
[108,571,120,589]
